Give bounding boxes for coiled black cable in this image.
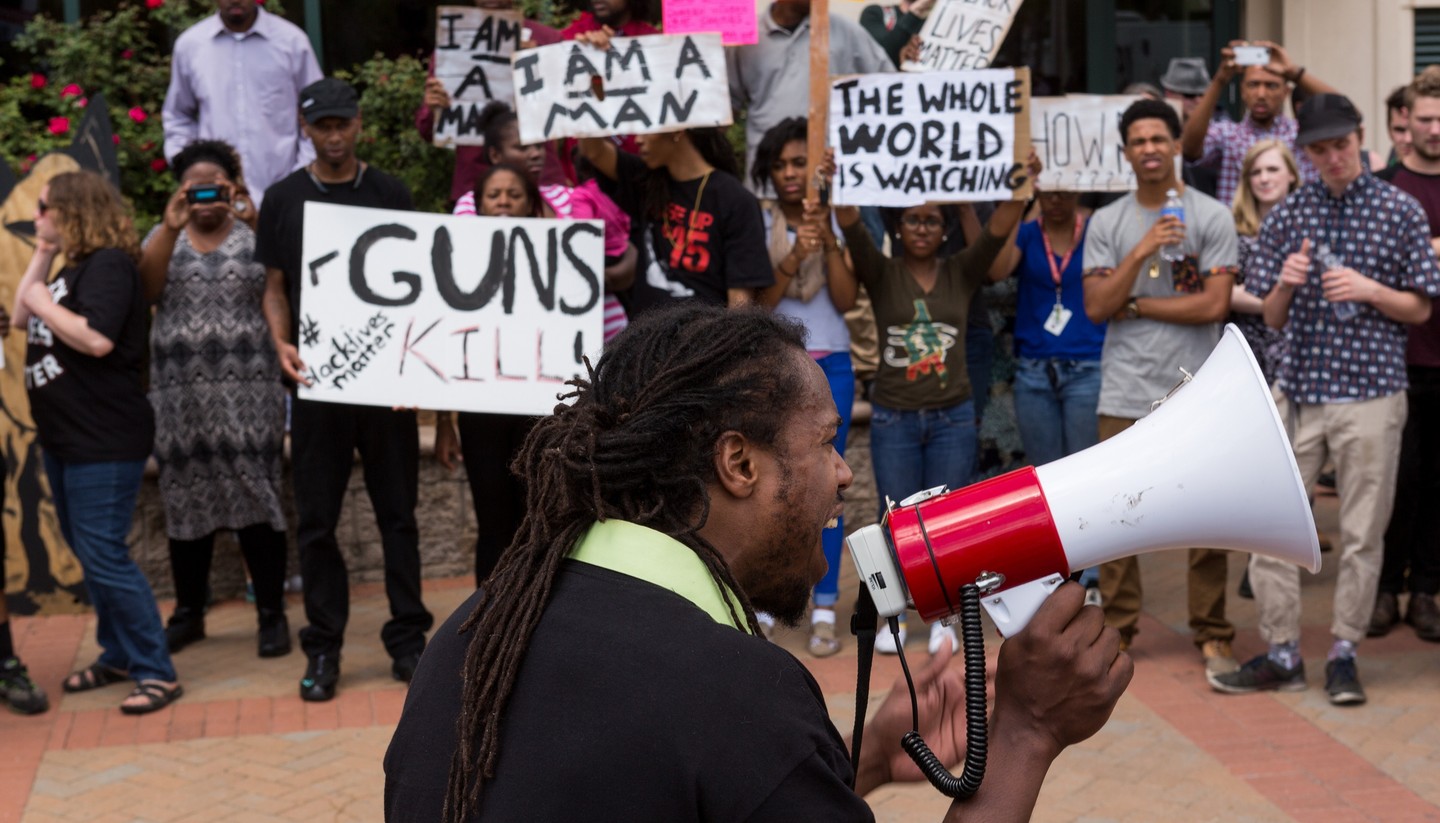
[893,583,987,799]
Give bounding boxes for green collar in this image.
[569,520,751,634]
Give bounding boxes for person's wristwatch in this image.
[1124,298,1140,320]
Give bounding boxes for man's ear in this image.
[712,430,759,499]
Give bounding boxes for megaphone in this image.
[846,323,1322,637]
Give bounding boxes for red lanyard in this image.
[1039,215,1084,289]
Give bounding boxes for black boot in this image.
[165,607,206,653]
[257,609,292,658]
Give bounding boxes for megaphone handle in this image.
[980,575,1068,637]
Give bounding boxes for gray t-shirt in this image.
[1082,187,1239,419]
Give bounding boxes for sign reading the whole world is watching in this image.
[297,203,604,416]
[829,67,1032,206]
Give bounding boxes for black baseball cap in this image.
[1296,93,1362,146]
[299,78,359,124]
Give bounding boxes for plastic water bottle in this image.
[1160,188,1185,263]
[1316,244,1359,321]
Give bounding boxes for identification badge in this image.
[1044,303,1072,336]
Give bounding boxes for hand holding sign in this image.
[432,6,524,147]
[903,0,1023,73]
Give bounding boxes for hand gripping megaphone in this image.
[846,323,1322,637]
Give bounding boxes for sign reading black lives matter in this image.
[298,203,604,416]
[903,0,1022,72]
[829,67,1031,207]
[432,6,523,147]
[511,33,731,144]
[1030,95,1143,192]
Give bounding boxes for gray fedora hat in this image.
[1159,58,1211,96]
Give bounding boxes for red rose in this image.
[48,117,70,135]
[121,49,134,60]
[128,107,147,123]
[60,83,82,98]
[30,73,46,89]
[112,135,121,145]
[146,0,163,8]
[151,158,168,172]
[77,97,88,108]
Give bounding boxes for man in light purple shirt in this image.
[163,0,323,209]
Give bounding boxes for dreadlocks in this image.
[641,126,742,225]
[444,303,811,822]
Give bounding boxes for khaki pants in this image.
[1096,415,1235,647]
[1250,392,1406,645]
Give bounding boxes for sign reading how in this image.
[432,7,524,147]
[299,203,604,416]
[829,67,1031,206]
[662,0,758,45]
[1030,95,1143,192]
[512,33,731,143]
[903,0,1022,73]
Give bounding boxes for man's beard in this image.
[1413,139,1440,163]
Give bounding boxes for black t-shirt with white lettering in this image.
[602,151,773,318]
[253,164,415,343]
[384,561,873,822]
[25,247,155,462]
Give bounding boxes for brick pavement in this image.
[4,495,1440,822]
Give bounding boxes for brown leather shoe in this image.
[1405,593,1440,642]
[1367,591,1400,638]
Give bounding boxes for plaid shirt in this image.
[1200,115,1319,205]
[1245,174,1440,404]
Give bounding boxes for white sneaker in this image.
[929,622,959,655]
[876,621,907,654]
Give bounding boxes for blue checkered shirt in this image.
[1245,174,1440,404]
[1199,115,1319,206]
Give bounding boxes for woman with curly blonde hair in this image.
[14,169,181,715]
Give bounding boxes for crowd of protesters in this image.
[2,0,1437,737]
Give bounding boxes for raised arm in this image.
[1182,44,1238,162]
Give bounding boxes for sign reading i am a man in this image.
[432,6,524,147]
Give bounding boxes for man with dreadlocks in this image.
[383,304,1131,822]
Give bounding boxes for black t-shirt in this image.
[1377,164,1440,236]
[602,151,773,318]
[25,248,154,462]
[384,561,872,822]
[253,164,414,342]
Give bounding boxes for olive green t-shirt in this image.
[842,221,1007,410]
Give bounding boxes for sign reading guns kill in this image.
[1030,95,1142,192]
[432,7,523,146]
[298,203,604,416]
[512,33,731,143]
[829,68,1031,206]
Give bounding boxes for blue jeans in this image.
[814,352,855,608]
[1012,357,1102,467]
[1012,357,1102,586]
[44,455,175,683]
[870,401,978,522]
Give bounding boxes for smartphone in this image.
[1233,46,1270,67]
[186,184,228,205]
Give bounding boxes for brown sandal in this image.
[119,680,183,715]
[62,662,128,693]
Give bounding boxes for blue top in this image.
[1013,220,1106,360]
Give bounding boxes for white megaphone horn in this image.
[846,323,1322,637]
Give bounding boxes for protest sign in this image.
[663,0,757,45]
[512,33,731,143]
[829,67,1031,206]
[1030,95,1142,192]
[298,203,604,416]
[903,0,1022,73]
[432,6,523,147]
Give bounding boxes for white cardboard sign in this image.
[511,33,731,143]
[432,7,523,147]
[1030,95,1142,192]
[903,0,1022,73]
[829,68,1031,206]
[298,203,604,416]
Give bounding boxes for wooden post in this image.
[806,0,830,200]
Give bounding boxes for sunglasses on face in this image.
[901,215,943,230]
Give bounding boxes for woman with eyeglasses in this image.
[15,170,181,715]
[829,150,1040,655]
